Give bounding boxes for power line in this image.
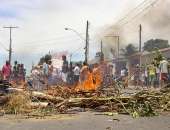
[116,0,151,25]
[119,0,159,27]
[116,0,152,26]
[21,38,99,50]
[115,0,159,28]
[22,37,83,47]
[25,40,86,53]
[20,32,85,45]
[0,41,8,51]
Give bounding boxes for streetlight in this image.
[64,28,85,41]
[65,27,87,62]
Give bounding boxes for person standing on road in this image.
[19,64,25,82]
[12,61,19,83]
[160,57,169,87]
[2,61,11,81]
[144,65,149,87]
[43,61,49,88]
[148,62,156,88]
[31,67,40,91]
[155,64,160,87]
[80,62,88,84]
[79,62,94,91]
[73,63,80,86]
[120,67,126,79]
[61,55,68,83]
[67,62,74,85]
[48,60,53,85]
[92,63,102,90]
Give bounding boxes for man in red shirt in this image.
[2,61,11,81]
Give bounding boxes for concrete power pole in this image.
[3,26,18,65]
[100,40,104,61]
[139,24,142,52]
[117,36,120,61]
[139,24,142,66]
[100,40,103,54]
[85,20,89,63]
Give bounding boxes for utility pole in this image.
[117,36,120,61]
[139,24,142,52]
[69,53,72,63]
[117,36,120,76]
[3,26,18,65]
[139,24,142,67]
[85,20,89,63]
[100,40,103,54]
[100,40,104,61]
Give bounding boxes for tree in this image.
[153,48,163,66]
[121,44,138,57]
[143,39,169,52]
[44,54,52,63]
[38,54,52,65]
[39,56,45,65]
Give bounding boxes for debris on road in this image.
[0,82,169,118]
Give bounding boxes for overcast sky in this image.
[0,0,145,70]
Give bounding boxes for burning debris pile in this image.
[0,82,169,118]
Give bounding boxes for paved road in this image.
[0,112,170,130]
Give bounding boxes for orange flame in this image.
[75,65,102,92]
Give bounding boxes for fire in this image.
[92,66,102,90]
[75,64,102,92]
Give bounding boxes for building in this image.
[128,47,170,76]
[112,58,127,75]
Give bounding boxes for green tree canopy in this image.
[143,39,169,52]
[38,54,52,65]
[121,44,138,57]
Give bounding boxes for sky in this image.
[0,0,146,72]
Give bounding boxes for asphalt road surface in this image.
[0,112,170,130]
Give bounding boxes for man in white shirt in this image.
[120,68,126,78]
[160,57,169,87]
[42,61,49,87]
[73,63,80,85]
[61,55,68,83]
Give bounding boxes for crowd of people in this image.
[2,54,168,91]
[132,57,170,88]
[30,60,53,90]
[0,60,26,83]
[61,55,103,91]
[30,55,109,91]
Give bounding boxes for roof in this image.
[88,58,100,64]
[128,47,170,58]
[112,58,128,63]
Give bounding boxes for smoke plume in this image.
[99,0,170,59]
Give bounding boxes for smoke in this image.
[96,25,121,59]
[143,0,170,29]
[99,0,170,59]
